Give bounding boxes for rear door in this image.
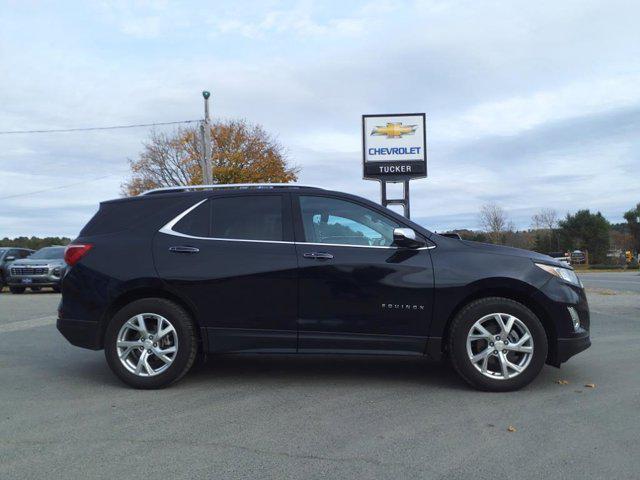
[292,193,434,354]
[153,192,298,353]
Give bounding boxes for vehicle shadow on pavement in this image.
[185,355,468,390]
[49,347,571,392]
[44,341,469,391]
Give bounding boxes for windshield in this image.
[29,246,65,260]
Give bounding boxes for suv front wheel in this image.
[448,297,548,391]
[104,298,198,389]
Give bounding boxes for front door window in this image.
[299,196,399,247]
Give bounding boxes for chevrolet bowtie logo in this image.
[370,122,417,138]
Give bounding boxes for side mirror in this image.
[393,228,425,249]
[5,256,15,261]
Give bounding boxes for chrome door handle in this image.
[169,246,200,254]
[303,252,334,260]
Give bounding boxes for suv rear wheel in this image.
[104,298,198,389]
[448,297,548,392]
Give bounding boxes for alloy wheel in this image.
[116,313,179,377]
[466,313,534,380]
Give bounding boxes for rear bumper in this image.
[57,317,102,350]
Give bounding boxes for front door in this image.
[153,193,298,353]
[293,194,434,354]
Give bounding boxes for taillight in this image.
[64,243,93,266]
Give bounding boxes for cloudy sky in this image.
[1,0,638,238]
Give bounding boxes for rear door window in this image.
[211,196,283,241]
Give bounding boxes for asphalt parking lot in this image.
[1,272,639,479]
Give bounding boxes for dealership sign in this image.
[362,113,427,180]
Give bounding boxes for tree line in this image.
[451,202,640,265]
[0,237,71,250]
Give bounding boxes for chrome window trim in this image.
[162,231,296,245]
[299,241,435,250]
[159,200,436,250]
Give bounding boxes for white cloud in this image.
[119,15,163,38]
[210,0,367,39]
[436,73,640,141]
[95,0,171,38]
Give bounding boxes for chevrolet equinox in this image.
[57,184,590,390]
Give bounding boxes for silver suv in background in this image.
[0,247,34,291]
[7,246,66,294]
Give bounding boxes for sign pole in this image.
[380,180,411,219]
[403,179,410,219]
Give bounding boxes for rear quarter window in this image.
[80,197,184,236]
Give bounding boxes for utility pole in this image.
[200,90,213,185]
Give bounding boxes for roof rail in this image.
[140,183,324,196]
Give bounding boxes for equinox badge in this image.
[382,303,425,310]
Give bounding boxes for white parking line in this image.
[0,315,57,334]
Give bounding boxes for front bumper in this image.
[556,330,591,364]
[8,274,61,287]
[533,277,591,366]
[57,317,102,350]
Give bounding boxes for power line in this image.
[0,175,116,200]
[0,119,200,135]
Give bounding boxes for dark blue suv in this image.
[57,184,590,390]
[0,247,34,291]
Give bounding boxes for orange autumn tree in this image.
[122,119,299,196]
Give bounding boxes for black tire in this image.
[448,297,548,392]
[52,286,61,293]
[10,286,26,294]
[31,287,41,292]
[104,298,198,389]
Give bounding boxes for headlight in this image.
[535,263,582,287]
